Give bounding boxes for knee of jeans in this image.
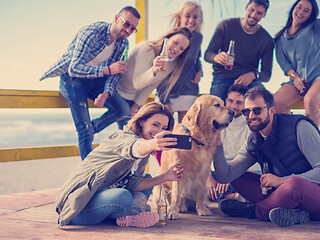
[76,121,94,142]
[117,105,131,117]
[281,176,305,193]
[210,86,228,101]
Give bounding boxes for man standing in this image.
[40,6,140,160]
[214,87,320,227]
[204,0,274,102]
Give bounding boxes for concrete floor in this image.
[1,189,320,240]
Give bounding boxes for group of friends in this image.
[40,0,320,229]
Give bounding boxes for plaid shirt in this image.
[40,22,128,95]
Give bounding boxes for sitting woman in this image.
[274,0,320,127]
[55,102,184,228]
[92,27,192,131]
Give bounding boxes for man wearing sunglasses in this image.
[40,6,140,160]
[213,86,320,227]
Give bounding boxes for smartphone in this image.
[164,134,192,150]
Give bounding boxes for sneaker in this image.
[116,212,159,228]
[218,199,256,219]
[269,207,310,227]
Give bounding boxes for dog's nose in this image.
[228,109,234,117]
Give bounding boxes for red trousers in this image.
[231,172,320,221]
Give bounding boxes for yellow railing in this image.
[0,89,154,163]
[0,89,308,163]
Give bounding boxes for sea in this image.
[0,108,118,148]
[0,108,119,195]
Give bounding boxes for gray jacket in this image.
[55,127,149,227]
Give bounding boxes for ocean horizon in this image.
[0,108,118,149]
[0,108,306,149]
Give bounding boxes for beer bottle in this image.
[160,38,169,72]
[262,162,272,195]
[117,46,129,76]
[120,46,129,62]
[157,185,167,225]
[300,67,309,96]
[225,40,235,71]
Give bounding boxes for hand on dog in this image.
[165,164,184,182]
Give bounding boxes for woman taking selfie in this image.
[56,102,184,228]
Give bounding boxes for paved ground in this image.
[0,189,320,240]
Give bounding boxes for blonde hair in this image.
[170,1,203,32]
[148,27,192,102]
[127,102,174,137]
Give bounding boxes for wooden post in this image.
[135,0,148,43]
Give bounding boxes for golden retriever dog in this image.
[153,95,234,220]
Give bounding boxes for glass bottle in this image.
[300,67,309,96]
[262,162,271,195]
[225,40,235,71]
[160,38,169,72]
[117,46,129,76]
[120,46,129,62]
[157,184,167,225]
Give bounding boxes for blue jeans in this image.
[59,73,133,160]
[210,77,264,102]
[70,173,153,225]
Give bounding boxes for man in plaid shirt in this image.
[40,6,140,160]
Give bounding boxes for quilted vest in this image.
[247,114,317,177]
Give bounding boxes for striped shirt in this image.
[40,22,128,95]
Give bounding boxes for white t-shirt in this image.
[86,41,116,66]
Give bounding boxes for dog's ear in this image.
[183,102,202,126]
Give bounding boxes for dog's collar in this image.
[182,124,205,146]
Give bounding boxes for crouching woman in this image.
[55,102,184,228]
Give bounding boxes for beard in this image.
[246,17,258,27]
[115,29,129,40]
[247,114,270,132]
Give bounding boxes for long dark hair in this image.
[148,27,192,101]
[275,0,319,41]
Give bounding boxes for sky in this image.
[1,0,319,94]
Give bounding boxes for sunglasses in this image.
[241,106,268,116]
[119,15,137,32]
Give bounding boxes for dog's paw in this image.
[196,206,212,216]
[167,210,180,220]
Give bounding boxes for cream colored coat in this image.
[55,127,149,227]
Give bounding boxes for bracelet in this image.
[107,65,111,75]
